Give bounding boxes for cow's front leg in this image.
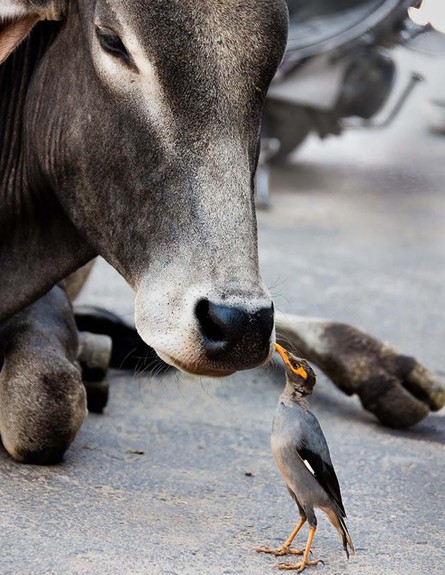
[0,285,87,464]
[276,312,445,428]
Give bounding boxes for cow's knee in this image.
[0,284,87,463]
[0,358,87,464]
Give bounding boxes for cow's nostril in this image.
[195,299,226,343]
[195,298,274,361]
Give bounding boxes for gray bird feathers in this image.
[273,344,355,559]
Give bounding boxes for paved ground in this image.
[1,51,444,575]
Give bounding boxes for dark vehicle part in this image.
[284,0,419,65]
[345,71,423,129]
[336,50,396,119]
[263,102,314,164]
[261,0,422,167]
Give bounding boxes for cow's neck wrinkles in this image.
[0,23,95,322]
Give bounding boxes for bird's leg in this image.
[278,526,323,571]
[256,518,306,556]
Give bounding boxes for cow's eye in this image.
[96,26,131,64]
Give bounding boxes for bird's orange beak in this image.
[275,343,291,365]
[274,343,308,380]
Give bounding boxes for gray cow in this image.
[0,0,443,465]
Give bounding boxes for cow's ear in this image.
[0,15,40,63]
[0,1,67,64]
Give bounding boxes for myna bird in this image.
[257,343,354,572]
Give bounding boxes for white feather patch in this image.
[303,459,316,475]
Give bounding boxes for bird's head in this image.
[275,343,316,396]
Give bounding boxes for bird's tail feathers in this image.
[338,515,355,559]
[324,507,355,558]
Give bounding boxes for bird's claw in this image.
[256,545,304,556]
[278,559,323,572]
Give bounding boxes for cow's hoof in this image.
[319,323,445,428]
[0,359,87,464]
[78,332,112,413]
[74,305,170,372]
[354,354,445,428]
[83,379,109,414]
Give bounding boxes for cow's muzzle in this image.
[135,285,276,376]
[195,298,274,366]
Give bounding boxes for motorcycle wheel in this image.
[263,99,312,163]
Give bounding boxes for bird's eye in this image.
[96,26,131,64]
[290,362,308,380]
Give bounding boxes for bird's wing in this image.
[297,412,346,516]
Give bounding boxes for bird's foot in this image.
[278,559,323,572]
[256,545,304,556]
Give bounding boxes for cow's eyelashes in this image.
[96,26,131,64]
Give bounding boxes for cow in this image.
[0,0,443,465]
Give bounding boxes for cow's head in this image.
[1,0,288,376]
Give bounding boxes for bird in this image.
[256,343,354,572]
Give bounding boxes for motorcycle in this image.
[257,0,439,207]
